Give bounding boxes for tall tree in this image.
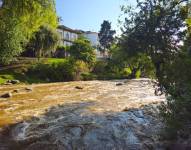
[120,0,189,137]
[98,20,116,52]
[0,0,57,37]
[0,17,25,64]
[120,0,187,78]
[27,25,60,59]
[0,0,58,64]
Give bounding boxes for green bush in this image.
[26,59,90,82]
[73,60,90,80]
[135,70,141,79]
[68,36,96,66]
[122,68,132,76]
[27,59,75,82]
[92,61,108,74]
[54,46,69,58]
[159,53,191,138]
[92,60,132,80]
[81,72,97,81]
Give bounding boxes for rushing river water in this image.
[0,79,168,150]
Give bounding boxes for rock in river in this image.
[1,92,12,98]
[75,86,83,89]
[116,83,123,86]
[7,80,20,84]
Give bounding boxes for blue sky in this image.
[56,0,136,33]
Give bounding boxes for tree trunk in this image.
[37,49,42,61]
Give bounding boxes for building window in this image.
[66,32,70,40]
[0,0,3,7]
[74,34,78,40]
[59,32,63,39]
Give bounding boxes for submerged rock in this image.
[1,92,12,98]
[75,86,83,89]
[7,80,20,84]
[13,89,20,93]
[8,104,166,150]
[25,87,33,92]
[116,83,123,86]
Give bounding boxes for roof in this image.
[58,25,82,34]
[57,25,98,35]
[84,31,98,34]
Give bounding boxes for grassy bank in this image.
[0,57,147,85]
[0,58,67,84]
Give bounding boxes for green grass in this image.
[16,57,66,65]
[0,58,67,84]
[0,69,46,84]
[0,74,14,84]
[42,58,66,64]
[0,69,24,84]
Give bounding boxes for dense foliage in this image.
[69,36,96,66]
[120,0,190,138]
[27,25,60,58]
[0,0,58,64]
[54,46,69,58]
[110,44,156,78]
[27,59,89,82]
[98,20,116,52]
[0,0,58,37]
[0,17,25,64]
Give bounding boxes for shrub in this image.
[122,68,132,77]
[135,70,141,79]
[54,46,69,58]
[26,59,90,82]
[73,60,90,80]
[81,73,97,81]
[92,60,132,80]
[69,36,96,66]
[27,59,75,82]
[159,53,191,138]
[92,61,108,74]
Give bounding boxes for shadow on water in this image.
[0,101,159,150]
[0,101,94,150]
[0,101,190,150]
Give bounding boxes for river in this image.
[0,79,167,150]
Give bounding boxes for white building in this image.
[83,31,99,47]
[57,25,81,47]
[83,31,106,59]
[57,25,106,58]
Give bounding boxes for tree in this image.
[110,44,155,78]
[0,17,25,64]
[98,20,116,52]
[120,0,187,81]
[0,0,58,64]
[0,0,58,34]
[120,0,189,137]
[28,25,60,58]
[69,36,96,66]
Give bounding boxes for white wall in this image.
[83,32,108,59]
[57,29,79,46]
[83,33,99,47]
